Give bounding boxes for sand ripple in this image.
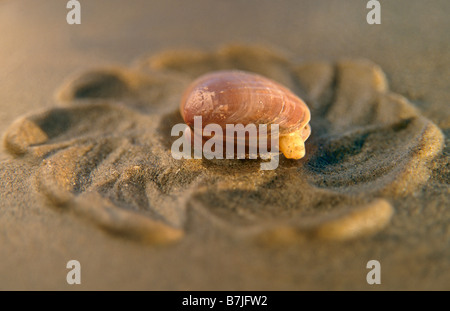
[3,46,444,245]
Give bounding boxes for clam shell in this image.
[180,70,311,159]
[181,70,310,135]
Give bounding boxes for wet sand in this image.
[0,0,448,290]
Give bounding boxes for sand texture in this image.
[0,0,449,290]
[3,45,444,246]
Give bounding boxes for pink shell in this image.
[180,70,311,137]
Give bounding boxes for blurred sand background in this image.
[0,0,449,290]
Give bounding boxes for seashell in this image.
[180,70,311,159]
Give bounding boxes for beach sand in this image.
[0,0,448,290]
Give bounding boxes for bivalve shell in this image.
[180,70,311,159]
